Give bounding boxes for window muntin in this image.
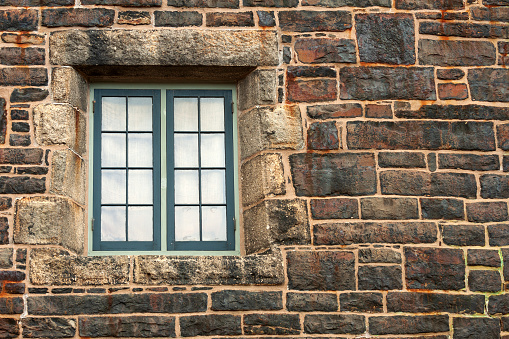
[91,87,236,253]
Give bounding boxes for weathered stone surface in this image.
[0,67,47,86]
[79,316,175,337]
[50,150,86,205]
[438,83,468,100]
[356,13,415,65]
[243,199,310,254]
[257,10,275,26]
[9,134,31,146]
[469,68,509,102]
[488,224,509,246]
[365,104,392,118]
[0,248,12,269]
[499,124,509,150]
[238,69,277,111]
[29,293,206,315]
[211,290,282,311]
[310,198,358,220]
[441,224,485,246]
[30,248,128,285]
[307,121,339,150]
[453,317,500,339]
[370,315,450,335]
[244,314,300,335]
[134,249,283,285]
[340,292,383,312]
[0,218,8,245]
[288,65,336,78]
[294,38,356,64]
[0,47,44,66]
[42,8,114,27]
[241,153,285,206]
[420,21,509,39]
[481,174,509,199]
[82,0,161,5]
[405,247,465,290]
[290,153,376,196]
[0,0,74,5]
[0,97,5,144]
[359,248,401,263]
[287,78,337,103]
[10,109,28,120]
[421,198,464,220]
[50,29,278,67]
[489,294,509,315]
[206,12,253,26]
[51,67,88,111]
[0,9,38,31]
[180,315,241,337]
[155,11,202,26]
[469,270,501,293]
[396,0,463,9]
[245,0,296,6]
[307,103,362,119]
[304,314,365,334]
[239,105,303,159]
[437,68,465,80]
[279,10,351,32]
[303,0,389,6]
[358,265,402,290]
[14,197,85,254]
[397,104,509,120]
[1,33,45,45]
[388,292,484,314]
[361,197,418,220]
[12,122,29,132]
[472,6,509,23]
[287,251,355,291]
[467,201,508,223]
[0,176,45,194]
[10,88,49,103]
[0,318,19,338]
[118,11,151,25]
[286,292,338,312]
[22,317,76,338]
[168,0,238,7]
[378,152,426,168]
[34,104,86,155]
[439,154,500,171]
[315,222,437,245]
[340,67,436,100]
[468,249,500,267]
[419,40,496,66]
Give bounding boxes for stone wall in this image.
[0,0,508,337]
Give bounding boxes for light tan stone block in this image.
[50,149,86,205]
[241,153,285,207]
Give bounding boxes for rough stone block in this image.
[294,38,356,63]
[365,104,392,118]
[467,201,508,223]
[82,0,161,5]
[10,88,48,103]
[0,47,45,66]
[405,247,465,290]
[238,105,303,159]
[22,317,76,338]
[34,103,86,155]
[0,149,43,165]
[358,265,402,290]
[481,174,509,199]
[339,292,383,312]
[420,21,509,39]
[14,197,85,253]
[369,315,449,335]
[468,249,501,267]
[0,9,38,31]
[469,68,509,102]
[180,315,241,337]
[51,67,88,112]
[0,249,12,269]
[243,198,310,254]
[50,149,86,205]
[286,292,338,312]
[243,313,300,335]
[340,67,436,100]
[133,250,283,285]
[241,153,285,206]
[1,32,45,45]
[378,151,426,168]
[303,0,390,5]
[396,104,509,120]
[356,13,415,65]
[238,69,277,111]
[304,314,365,334]
[453,317,500,339]
[118,11,151,25]
[206,12,253,26]
[358,248,401,263]
[167,0,238,7]
[42,8,114,27]
[211,290,282,311]
[396,0,463,9]
[438,83,468,100]
[0,97,5,145]
[78,316,175,338]
[360,197,418,220]
[290,153,377,196]
[0,218,8,245]
[155,11,202,27]
[441,224,485,246]
[437,68,465,80]
[469,270,501,292]
[287,251,355,290]
[307,121,339,150]
[419,39,496,66]
[387,292,484,314]
[50,29,278,67]
[498,124,509,150]
[287,78,337,103]
[439,153,500,171]
[0,318,19,338]
[488,224,509,246]
[0,67,47,86]
[314,222,437,245]
[307,103,362,119]
[420,198,464,220]
[310,198,358,220]
[279,10,351,32]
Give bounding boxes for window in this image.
[90,86,238,254]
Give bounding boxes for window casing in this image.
[90,85,238,254]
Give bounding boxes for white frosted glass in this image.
[101,206,126,241]
[174,97,198,131]
[201,170,226,204]
[101,170,126,204]
[200,134,225,168]
[174,134,198,168]
[128,134,153,168]
[128,170,153,204]
[102,97,126,131]
[128,206,153,241]
[200,97,224,131]
[175,206,200,241]
[128,97,152,132]
[102,133,126,167]
[202,206,227,241]
[174,170,199,204]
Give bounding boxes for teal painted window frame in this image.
[89,84,240,256]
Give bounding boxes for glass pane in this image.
[174,97,198,131]
[201,170,226,204]
[128,206,153,241]
[101,170,126,204]
[102,97,126,131]
[200,97,224,131]
[201,134,225,168]
[128,97,152,132]
[174,170,199,204]
[102,133,126,167]
[175,206,200,241]
[128,134,153,168]
[202,206,227,241]
[128,170,153,204]
[101,206,126,241]
[174,134,198,168]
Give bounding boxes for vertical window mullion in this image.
[197,96,203,242]
[125,96,129,242]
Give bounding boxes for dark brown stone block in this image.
[0,98,5,145]
[79,316,174,338]
[0,68,47,86]
[438,83,468,100]
[468,249,501,267]
[155,11,202,26]
[358,248,401,263]
[0,297,23,314]
[0,9,38,31]
[360,197,418,220]
[441,224,485,246]
[420,21,509,39]
[439,153,500,171]
[82,0,161,5]
[117,11,151,25]
[10,88,49,103]
[0,177,45,194]
[0,149,43,164]
[497,124,509,150]
[167,0,238,7]
[356,13,415,65]
[180,315,241,337]
[467,201,508,223]
[471,6,509,23]
[437,68,465,80]
[358,265,402,290]
[396,104,509,120]
[22,317,75,338]
[469,270,501,293]
[405,247,465,290]
[0,47,44,66]
[9,135,31,147]
[307,103,362,119]
[340,67,436,100]
[243,314,300,335]
[378,152,426,168]
[488,224,509,246]
[294,38,356,63]
[369,315,450,335]
[481,174,509,199]
[244,0,297,6]
[340,292,383,312]
[211,290,282,311]
[419,39,496,66]
[286,292,338,312]
[420,198,464,220]
[279,10,352,32]
[396,0,463,9]
[469,68,509,102]
[307,121,339,150]
[453,317,500,339]
[302,0,390,6]
[304,314,365,334]
[287,251,355,291]
[287,78,337,102]
[310,198,358,220]
[365,104,392,118]
[387,292,484,314]
[0,217,8,244]
[206,12,254,26]
[42,8,114,27]
[0,318,19,338]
